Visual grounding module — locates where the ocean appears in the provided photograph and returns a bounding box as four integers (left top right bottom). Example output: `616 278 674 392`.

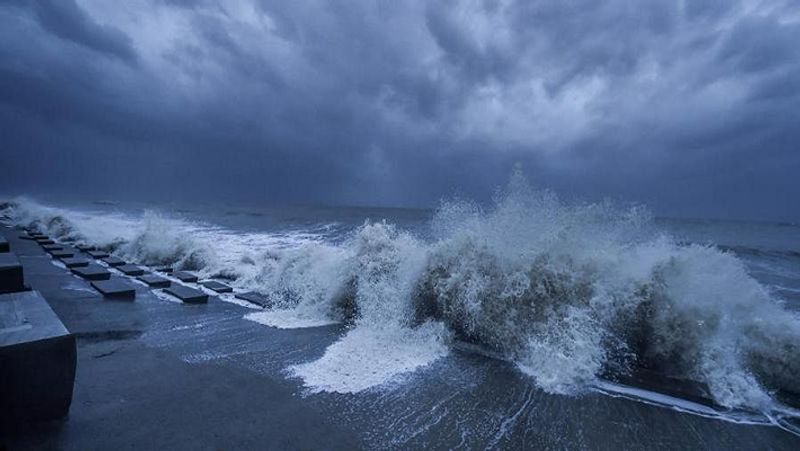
2 178 800 448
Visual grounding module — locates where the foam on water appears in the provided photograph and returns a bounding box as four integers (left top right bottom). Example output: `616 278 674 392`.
4 173 800 422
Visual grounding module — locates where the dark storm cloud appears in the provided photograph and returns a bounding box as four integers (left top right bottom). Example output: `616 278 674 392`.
0 0 798 220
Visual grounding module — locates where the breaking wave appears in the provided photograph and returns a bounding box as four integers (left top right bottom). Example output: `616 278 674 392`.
3 171 800 417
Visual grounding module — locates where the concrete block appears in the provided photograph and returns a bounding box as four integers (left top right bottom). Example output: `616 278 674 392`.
91 279 135 300
18 234 36 241
0 253 25 294
101 256 126 267
71 265 111 281
154 266 174 274
0 290 76 422
137 274 170 288
42 244 64 252
50 249 76 259
60 257 90 268
201 280 233 293
117 264 145 276
0 236 8 253
172 271 198 283
163 286 208 304
87 250 109 259
35 239 55 245
235 291 270 308
76 244 95 252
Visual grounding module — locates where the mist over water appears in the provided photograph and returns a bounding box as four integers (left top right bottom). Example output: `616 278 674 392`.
3 172 800 421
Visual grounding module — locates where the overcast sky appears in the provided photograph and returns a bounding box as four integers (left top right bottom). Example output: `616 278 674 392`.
1 0 798 221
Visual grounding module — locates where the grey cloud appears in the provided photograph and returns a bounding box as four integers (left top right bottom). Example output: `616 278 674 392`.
30 0 138 63
0 0 798 221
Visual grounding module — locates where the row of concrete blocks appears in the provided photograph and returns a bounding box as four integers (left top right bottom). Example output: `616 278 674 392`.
0 230 77 424
26 231 270 307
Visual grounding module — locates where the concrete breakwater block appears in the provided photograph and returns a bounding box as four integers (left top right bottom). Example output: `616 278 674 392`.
0 236 9 253
0 290 77 422
154 266 173 274
76 244 95 252
101 256 126 267
0 253 25 294
117 264 145 276
71 265 111 281
91 279 135 300
35 238 55 245
201 280 233 293
172 271 198 283
50 249 76 259
163 286 208 304
87 250 109 259
18 234 36 241
42 244 64 252
61 257 90 268
235 291 270 308
137 274 170 288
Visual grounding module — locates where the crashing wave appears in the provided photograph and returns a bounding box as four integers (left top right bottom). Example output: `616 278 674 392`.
3 173 800 413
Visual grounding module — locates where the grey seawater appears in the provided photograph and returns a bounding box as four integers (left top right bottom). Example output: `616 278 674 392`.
3 196 800 449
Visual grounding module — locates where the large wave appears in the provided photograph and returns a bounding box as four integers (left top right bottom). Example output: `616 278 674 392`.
3 173 799 414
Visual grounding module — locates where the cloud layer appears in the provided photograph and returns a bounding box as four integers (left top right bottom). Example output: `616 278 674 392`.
1 0 798 220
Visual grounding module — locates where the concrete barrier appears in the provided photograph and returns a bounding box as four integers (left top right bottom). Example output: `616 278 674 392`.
138 274 171 288
117 264 145 276
61 257 90 268
235 291 270 308
163 286 208 304
51 249 76 259
0 253 25 294
101 256 126 267
172 271 198 283
0 290 76 422
201 281 233 293
91 279 136 300
71 265 111 281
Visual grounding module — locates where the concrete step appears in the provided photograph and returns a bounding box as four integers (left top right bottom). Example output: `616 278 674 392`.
60 257 90 268
172 271 198 283
101 256 126 267
235 291 270 308
201 280 232 293
0 290 76 422
50 249 76 259
71 265 111 281
91 279 136 300
163 286 208 304
86 250 109 259
137 274 171 288
117 264 145 276
0 253 25 294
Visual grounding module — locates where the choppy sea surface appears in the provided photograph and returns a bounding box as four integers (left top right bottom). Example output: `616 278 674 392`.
3 176 800 446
